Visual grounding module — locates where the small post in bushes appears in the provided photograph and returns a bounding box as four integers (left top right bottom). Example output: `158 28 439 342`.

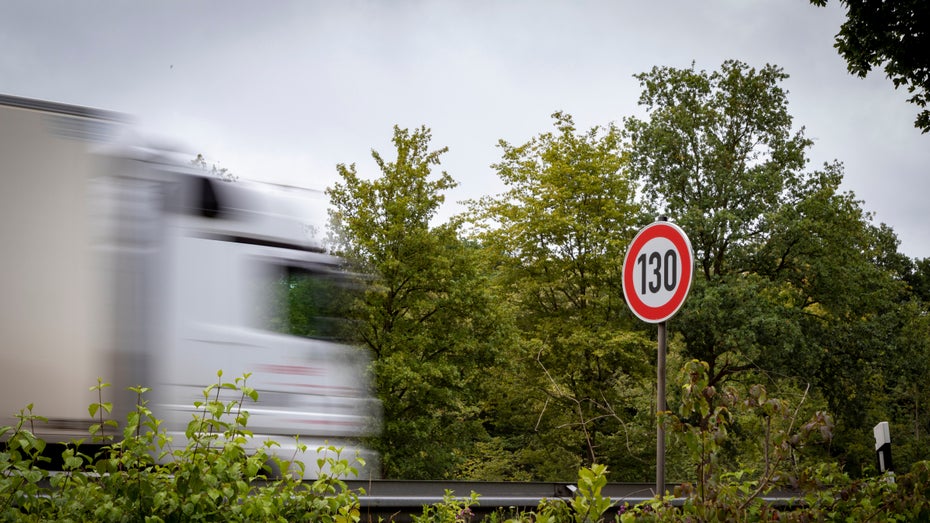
874 421 893 474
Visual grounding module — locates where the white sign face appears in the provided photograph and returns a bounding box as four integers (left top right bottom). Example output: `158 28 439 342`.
622 222 694 323
630 235 682 308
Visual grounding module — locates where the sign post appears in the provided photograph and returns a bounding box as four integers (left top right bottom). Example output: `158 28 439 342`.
622 219 693 495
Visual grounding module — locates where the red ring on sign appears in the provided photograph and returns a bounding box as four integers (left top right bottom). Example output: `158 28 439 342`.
622 222 693 323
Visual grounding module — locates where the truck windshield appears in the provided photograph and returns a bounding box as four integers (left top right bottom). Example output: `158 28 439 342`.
258 265 361 343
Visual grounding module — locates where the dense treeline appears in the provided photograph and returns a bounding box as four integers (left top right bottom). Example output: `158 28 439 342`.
325 60 930 483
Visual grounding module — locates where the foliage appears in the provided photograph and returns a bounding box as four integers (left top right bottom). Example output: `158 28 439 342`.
612 358 903 522
416 370 930 522
420 465 615 523
0 405 48 518
465 111 655 481
318 59 930 483
327 125 516 479
518 464 616 523
0 373 363 522
624 59 922 473
663 360 833 519
625 61 813 280
617 458 930 522
13 368 930 520
904 256 930 303
453 437 535 482
455 361 930 521
810 0 930 132
563 464 615 523
412 490 480 523
624 60 823 381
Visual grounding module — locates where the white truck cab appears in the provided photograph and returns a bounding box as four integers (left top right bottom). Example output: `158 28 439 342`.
0 94 380 478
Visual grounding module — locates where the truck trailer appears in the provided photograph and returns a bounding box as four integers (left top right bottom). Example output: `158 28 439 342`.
0 94 379 477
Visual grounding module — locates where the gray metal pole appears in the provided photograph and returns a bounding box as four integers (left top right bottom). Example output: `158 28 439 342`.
655 214 669 496
657 320 667 495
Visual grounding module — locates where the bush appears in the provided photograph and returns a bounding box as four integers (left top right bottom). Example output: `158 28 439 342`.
412 358 930 522
0 371 363 522
8 364 930 521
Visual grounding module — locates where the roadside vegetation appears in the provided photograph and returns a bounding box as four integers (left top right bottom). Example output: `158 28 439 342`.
1 373 362 522
6 370 930 521
8 3 930 516
328 58 930 485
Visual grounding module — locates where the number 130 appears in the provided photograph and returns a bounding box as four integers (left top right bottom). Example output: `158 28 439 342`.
637 250 678 295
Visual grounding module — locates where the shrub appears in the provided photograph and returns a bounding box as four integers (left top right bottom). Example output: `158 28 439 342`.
0 371 363 522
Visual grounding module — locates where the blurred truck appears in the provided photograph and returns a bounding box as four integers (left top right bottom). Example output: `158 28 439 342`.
0 94 379 477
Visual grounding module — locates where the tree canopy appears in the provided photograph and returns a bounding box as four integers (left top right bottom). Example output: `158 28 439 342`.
327 126 514 479
322 60 930 482
811 0 930 132
624 60 918 471
466 112 656 480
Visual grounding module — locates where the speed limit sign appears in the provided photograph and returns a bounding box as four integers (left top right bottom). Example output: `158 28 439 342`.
622 221 694 323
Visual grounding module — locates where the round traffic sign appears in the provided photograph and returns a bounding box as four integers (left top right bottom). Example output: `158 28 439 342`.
622 221 694 323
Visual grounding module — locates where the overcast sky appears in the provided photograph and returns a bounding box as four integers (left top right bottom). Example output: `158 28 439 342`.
2 1 928 258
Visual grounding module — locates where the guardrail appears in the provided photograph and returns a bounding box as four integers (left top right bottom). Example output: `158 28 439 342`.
343 480 800 522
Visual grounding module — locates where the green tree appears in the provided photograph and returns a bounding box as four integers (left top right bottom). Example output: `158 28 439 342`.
327 126 513 479
904 257 930 303
467 112 654 481
811 0 930 132
624 60 824 382
624 60 918 473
